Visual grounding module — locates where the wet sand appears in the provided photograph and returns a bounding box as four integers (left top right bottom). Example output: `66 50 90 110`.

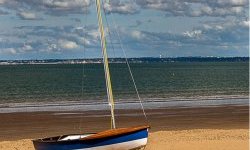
0 105 249 149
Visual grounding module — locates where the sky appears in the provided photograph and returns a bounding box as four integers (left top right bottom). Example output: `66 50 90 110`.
0 0 249 60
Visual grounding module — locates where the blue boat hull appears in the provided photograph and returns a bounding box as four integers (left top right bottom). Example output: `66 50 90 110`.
33 128 148 150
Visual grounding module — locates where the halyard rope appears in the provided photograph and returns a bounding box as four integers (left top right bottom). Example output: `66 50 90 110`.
106 5 149 123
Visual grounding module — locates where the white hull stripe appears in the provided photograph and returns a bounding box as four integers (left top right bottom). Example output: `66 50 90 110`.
75 138 148 150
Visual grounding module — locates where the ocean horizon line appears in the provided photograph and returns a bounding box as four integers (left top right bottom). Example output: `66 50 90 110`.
0 56 248 65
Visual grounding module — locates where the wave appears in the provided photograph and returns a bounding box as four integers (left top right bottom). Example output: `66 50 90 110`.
0 95 248 113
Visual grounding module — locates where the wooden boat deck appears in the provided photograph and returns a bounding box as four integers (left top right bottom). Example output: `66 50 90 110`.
81 125 150 141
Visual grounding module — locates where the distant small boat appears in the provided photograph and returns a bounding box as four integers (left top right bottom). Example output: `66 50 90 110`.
33 0 149 149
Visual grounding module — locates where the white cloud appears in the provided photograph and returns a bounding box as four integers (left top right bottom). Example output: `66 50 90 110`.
0 0 248 17
0 48 17 55
0 17 248 58
104 1 139 15
1 0 91 16
183 30 202 38
17 11 38 20
216 0 248 6
201 6 213 15
58 39 78 49
43 0 90 10
240 20 250 28
88 30 99 40
79 37 91 46
20 44 33 52
47 43 58 52
0 0 6 4
0 43 34 55
130 30 146 40
136 0 248 17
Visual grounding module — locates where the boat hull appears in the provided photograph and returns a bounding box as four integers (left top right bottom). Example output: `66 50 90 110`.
33 128 148 150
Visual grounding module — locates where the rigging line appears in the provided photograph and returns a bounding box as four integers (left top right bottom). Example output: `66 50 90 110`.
103 5 116 58
109 11 149 123
79 3 88 133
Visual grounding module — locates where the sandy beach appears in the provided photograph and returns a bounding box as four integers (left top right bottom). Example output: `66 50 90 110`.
0 105 249 150
0 129 248 150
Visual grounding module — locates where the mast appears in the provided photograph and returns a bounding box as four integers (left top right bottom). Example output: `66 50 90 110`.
95 0 116 129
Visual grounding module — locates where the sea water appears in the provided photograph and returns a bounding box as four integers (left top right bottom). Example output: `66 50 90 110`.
0 62 248 112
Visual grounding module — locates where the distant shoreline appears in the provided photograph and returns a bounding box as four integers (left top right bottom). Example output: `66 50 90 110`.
0 57 249 65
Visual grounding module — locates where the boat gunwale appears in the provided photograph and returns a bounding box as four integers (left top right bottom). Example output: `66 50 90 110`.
32 125 150 143
32 134 95 143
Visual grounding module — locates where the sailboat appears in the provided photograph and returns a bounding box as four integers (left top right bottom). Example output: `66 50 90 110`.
32 0 150 150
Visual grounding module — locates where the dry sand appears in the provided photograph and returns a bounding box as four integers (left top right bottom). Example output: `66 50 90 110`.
145 129 249 150
0 129 248 150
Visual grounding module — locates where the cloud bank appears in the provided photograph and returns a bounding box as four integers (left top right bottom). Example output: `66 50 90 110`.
0 0 248 59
